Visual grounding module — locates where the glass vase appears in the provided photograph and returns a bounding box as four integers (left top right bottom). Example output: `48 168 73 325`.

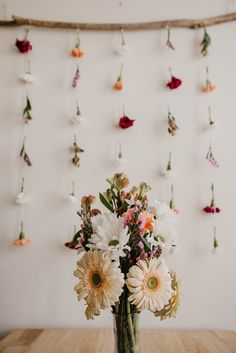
113 312 140 353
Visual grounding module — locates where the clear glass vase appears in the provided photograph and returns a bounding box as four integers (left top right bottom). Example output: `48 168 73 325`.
113 312 140 353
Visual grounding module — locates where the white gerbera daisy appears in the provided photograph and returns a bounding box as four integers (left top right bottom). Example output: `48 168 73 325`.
126 258 173 312
152 201 180 254
74 250 124 319
88 213 130 260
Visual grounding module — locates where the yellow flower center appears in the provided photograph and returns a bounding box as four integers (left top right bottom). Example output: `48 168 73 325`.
147 276 158 290
108 239 119 246
92 272 102 287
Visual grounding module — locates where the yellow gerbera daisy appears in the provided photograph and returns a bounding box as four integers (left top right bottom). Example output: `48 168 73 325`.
126 258 173 312
74 250 124 319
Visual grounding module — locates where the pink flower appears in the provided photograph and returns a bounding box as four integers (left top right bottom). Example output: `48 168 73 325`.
72 67 80 88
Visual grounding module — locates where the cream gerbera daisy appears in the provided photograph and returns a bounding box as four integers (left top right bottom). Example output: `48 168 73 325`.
74 250 124 319
126 258 173 312
88 213 130 260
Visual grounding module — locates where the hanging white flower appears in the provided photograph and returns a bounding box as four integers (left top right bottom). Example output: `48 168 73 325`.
116 29 129 56
71 102 85 124
88 213 130 260
208 120 220 130
74 250 124 319
15 191 31 205
19 72 36 84
160 169 173 178
152 201 180 254
68 193 79 203
114 143 126 166
126 258 173 312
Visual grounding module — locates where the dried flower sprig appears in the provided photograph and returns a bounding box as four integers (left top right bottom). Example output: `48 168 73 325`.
71 135 84 167
15 29 32 54
202 66 216 93
71 30 85 58
116 29 129 55
115 142 126 164
23 95 32 124
20 137 32 167
201 27 211 57
206 143 219 168
72 101 85 124
161 151 173 178
203 183 220 214
166 26 175 50
72 65 80 88
167 108 178 136
114 63 124 90
169 184 179 214
13 222 30 246
167 67 182 90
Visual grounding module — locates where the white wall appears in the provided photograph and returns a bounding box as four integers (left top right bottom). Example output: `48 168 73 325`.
0 0 236 337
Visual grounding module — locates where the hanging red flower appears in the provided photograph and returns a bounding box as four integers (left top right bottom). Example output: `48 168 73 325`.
167 76 182 89
118 116 135 129
203 183 221 214
15 30 32 53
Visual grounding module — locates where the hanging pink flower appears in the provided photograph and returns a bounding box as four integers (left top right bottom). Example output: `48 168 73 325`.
15 30 32 53
72 66 80 88
118 116 135 129
203 183 220 214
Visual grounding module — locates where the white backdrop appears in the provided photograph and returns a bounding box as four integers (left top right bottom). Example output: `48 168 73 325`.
0 0 236 338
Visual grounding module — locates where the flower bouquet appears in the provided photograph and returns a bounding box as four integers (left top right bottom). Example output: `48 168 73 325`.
73 173 180 353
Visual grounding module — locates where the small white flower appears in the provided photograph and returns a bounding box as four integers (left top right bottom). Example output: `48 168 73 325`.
71 114 85 125
116 43 129 56
160 169 173 178
19 73 36 84
212 246 223 255
15 192 31 205
114 156 127 166
68 193 79 204
88 213 130 260
208 121 220 130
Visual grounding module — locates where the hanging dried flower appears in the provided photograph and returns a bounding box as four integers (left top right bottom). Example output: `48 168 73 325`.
13 222 30 246
15 177 31 205
68 181 79 203
169 184 179 214
15 29 32 54
72 65 80 88
161 151 173 178
115 142 126 164
166 26 175 50
20 137 32 167
201 27 211 57
212 226 223 254
202 66 216 93
207 106 219 130
206 143 219 168
19 59 35 84
71 135 84 167
118 116 134 129
116 29 129 55
71 30 85 57
65 225 84 250
71 101 85 124
23 95 32 124
114 63 124 90
203 183 220 214
167 109 178 136
166 67 182 89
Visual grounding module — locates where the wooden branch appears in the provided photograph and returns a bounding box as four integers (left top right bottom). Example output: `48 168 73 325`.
0 12 235 30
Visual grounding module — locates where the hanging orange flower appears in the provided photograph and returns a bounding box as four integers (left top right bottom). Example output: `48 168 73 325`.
114 64 124 90
71 30 85 58
13 222 30 246
202 66 216 93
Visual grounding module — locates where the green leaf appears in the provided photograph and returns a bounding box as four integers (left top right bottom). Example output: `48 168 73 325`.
99 193 114 212
140 236 152 251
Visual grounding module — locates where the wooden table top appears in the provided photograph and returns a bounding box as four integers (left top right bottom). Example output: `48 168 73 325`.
0 329 236 353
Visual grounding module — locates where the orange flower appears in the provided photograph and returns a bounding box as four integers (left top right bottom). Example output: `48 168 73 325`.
138 211 154 235
114 80 123 90
71 48 85 58
81 194 95 207
202 83 216 93
14 238 30 246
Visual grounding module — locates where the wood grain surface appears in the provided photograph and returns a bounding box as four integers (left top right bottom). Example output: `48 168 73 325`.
0 329 236 353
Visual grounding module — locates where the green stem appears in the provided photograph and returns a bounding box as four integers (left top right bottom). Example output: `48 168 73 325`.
126 302 136 353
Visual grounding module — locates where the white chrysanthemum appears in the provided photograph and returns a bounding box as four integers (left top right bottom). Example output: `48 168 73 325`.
15 192 31 205
152 201 180 254
19 73 35 84
160 170 173 179
116 43 129 56
71 114 85 125
126 258 173 312
68 193 79 204
88 213 130 259
74 250 124 319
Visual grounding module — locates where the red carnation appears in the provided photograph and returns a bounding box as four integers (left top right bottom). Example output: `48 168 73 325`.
203 183 220 214
167 76 182 90
15 39 32 54
118 116 135 129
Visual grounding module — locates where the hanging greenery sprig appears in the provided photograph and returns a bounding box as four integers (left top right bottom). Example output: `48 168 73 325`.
161 151 173 178
201 27 211 56
23 95 32 124
167 108 178 136
166 25 175 50
71 135 84 167
20 136 32 166
169 184 179 214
